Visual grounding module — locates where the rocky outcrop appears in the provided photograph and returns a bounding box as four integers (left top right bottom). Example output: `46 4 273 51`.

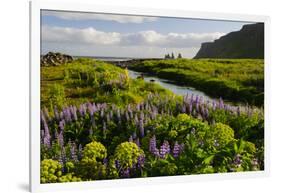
41 52 73 66
194 23 264 59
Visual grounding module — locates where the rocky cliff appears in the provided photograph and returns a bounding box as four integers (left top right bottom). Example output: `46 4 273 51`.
194 23 264 59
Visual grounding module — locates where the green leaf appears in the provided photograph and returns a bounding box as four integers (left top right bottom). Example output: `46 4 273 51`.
203 155 215 165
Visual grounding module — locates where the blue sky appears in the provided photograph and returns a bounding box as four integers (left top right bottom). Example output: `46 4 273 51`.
41 10 252 58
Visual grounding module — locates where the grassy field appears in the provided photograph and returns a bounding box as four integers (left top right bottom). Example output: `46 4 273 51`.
41 58 174 111
40 57 264 183
128 58 264 106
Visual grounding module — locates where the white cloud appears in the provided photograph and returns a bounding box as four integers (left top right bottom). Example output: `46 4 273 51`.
42 10 158 23
42 25 225 48
42 26 121 45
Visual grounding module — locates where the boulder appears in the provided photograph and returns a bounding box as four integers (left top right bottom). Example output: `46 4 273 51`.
41 52 73 66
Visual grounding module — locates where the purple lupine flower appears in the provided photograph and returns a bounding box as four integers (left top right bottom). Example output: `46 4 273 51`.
43 134 51 148
54 106 60 120
125 111 130 121
96 103 101 111
139 118 144 138
115 160 120 169
61 146 67 163
212 101 217 111
106 113 110 123
41 130 45 142
140 112 144 120
247 107 252 117
42 121 51 148
159 146 167 158
136 103 140 111
183 93 188 104
149 135 157 153
179 143 185 153
41 111 46 124
127 104 131 113
172 141 181 158
200 96 203 104
224 104 229 112
129 110 134 119
54 129 59 140
88 103 96 116
58 131 64 147
121 168 130 178
109 110 113 120
237 106 241 116
129 135 133 142
189 102 193 115
78 104 84 117
58 153 64 169
59 112 64 120
219 97 224 109
134 114 139 125
132 132 137 139
70 142 78 162
89 127 93 136
190 93 194 104
147 103 151 112
164 140 170 153
159 140 170 158
91 113 96 128
63 107 72 122
78 144 83 160
205 107 209 119
43 107 50 122
134 138 140 147
103 158 108 166
137 155 145 168
153 148 160 157
102 121 106 134
100 108 104 118
71 106 78 121
116 109 121 123
233 154 242 167
182 104 186 113
201 107 205 119
59 120 65 132
195 95 200 113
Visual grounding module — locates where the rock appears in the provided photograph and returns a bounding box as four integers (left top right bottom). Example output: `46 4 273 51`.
194 23 264 59
41 52 73 66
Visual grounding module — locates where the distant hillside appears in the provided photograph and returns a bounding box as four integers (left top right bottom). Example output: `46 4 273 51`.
194 23 264 59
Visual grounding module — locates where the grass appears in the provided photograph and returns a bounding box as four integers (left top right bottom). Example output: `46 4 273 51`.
129 58 264 106
41 58 175 111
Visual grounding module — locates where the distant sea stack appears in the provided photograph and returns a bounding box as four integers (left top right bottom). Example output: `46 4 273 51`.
194 23 264 59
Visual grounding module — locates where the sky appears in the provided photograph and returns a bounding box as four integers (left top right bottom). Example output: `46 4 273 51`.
41 10 252 58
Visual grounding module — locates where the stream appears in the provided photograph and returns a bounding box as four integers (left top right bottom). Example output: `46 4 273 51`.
128 69 214 101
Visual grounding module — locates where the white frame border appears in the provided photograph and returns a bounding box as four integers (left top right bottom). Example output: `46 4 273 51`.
30 1 271 192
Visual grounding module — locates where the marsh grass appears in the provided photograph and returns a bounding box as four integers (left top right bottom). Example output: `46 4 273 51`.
129 58 264 106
